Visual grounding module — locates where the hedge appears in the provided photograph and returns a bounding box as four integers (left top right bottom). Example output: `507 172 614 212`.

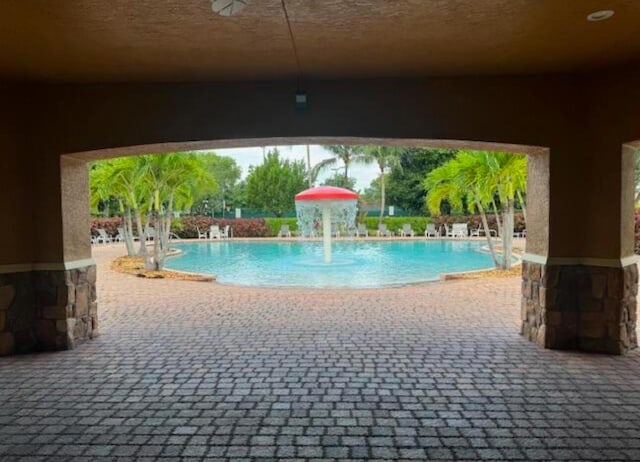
90 216 270 238
90 217 123 237
90 213 525 238
179 217 270 238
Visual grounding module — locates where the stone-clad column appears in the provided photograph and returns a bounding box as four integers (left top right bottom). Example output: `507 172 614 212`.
33 265 99 350
0 265 98 355
521 142 638 354
521 261 638 354
0 153 98 356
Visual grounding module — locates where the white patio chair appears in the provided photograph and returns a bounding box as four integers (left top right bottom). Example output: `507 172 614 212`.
221 225 230 239
400 223 415 237
356 223 368 237
376 224 393 237
452 223 468 238
424 223 438 238
277 225 292 238
144 226 156 241
197 227 208 239
96 228 113 244
210 225 222 239
116 226 138 242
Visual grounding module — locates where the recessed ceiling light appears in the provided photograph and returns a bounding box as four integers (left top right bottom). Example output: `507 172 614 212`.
211 0 249 17
587 10 615 22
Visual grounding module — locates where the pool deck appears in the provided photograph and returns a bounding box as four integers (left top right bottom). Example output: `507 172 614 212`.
1 243 639 461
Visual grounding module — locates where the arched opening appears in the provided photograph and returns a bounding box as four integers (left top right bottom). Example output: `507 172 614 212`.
54 137 551 350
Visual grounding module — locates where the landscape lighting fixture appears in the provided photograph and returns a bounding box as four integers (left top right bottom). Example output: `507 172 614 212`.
211 0 249 16
587 10 615 22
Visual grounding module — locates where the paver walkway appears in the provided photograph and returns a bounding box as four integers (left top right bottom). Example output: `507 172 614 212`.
1 244 640 461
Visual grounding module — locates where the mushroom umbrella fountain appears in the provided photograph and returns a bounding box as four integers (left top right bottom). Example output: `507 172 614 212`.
295 186 359 264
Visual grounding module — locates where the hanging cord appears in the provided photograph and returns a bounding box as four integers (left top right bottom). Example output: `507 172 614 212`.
281 0 303 89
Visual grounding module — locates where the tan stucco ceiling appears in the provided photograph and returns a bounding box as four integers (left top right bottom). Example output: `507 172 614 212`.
1 0 639 83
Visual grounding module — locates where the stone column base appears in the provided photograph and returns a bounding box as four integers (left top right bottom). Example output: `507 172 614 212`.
0 264 98 355
521 261 638 355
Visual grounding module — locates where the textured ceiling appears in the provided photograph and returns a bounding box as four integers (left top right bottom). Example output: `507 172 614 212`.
1 0 639 83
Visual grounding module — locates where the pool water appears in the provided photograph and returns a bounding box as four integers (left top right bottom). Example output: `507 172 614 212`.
166 240 499 288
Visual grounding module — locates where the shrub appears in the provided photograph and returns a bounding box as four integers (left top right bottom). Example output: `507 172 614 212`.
91 216 270 238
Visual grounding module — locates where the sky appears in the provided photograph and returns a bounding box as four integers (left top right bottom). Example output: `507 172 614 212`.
204 145 378 191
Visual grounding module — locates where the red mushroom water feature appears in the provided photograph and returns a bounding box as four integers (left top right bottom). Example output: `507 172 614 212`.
295 186 359 264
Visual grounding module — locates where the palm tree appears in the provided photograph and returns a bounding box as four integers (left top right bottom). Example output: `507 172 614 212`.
425 152 501 267
424 151 526 270
363 146 402 225
480 152 527 268
90 157 150 257
139 153 213 270
316 145 366 188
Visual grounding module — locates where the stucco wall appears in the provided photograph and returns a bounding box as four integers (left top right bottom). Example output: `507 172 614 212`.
0 86 33 266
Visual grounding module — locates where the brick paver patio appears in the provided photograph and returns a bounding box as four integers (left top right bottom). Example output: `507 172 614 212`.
1 244 640 461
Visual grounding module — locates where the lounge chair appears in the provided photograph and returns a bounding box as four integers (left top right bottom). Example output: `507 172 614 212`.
344 227 358 238
443 224 452 237
116 226 139 242
210 225 222 239
197 227 208 239
300 229 317 238
471 225 497 237
376 224 393 237
451 223 468 238
424 223 438 238
96 228 113 244
356 223 368 237
144 226 156 241
399 223 415 237
221 224 230 239
514 228 526 238
277 225 291 238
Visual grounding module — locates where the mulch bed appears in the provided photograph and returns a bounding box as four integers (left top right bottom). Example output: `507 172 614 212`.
443 263 522 280
111 256 214 282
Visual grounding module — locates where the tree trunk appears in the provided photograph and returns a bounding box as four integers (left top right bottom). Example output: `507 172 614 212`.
491 199 503 237
150 210 161 271
517 190 527 224
156 198 174 271
344 161 349 187
134 209 148 259
501 199 515 270
123 207 135 256
476 201 500 268
378 169 385 225
306 145 313 188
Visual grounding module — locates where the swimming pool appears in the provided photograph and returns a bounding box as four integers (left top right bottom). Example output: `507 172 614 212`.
166 240 500 288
